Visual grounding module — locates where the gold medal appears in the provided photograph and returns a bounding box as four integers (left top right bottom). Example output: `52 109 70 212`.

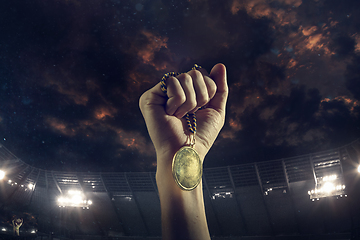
172 146 202 191
161 64 204 191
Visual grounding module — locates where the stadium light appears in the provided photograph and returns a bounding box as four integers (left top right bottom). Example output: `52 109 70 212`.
0 170 5 180
57 189 92 209
308 174 346 200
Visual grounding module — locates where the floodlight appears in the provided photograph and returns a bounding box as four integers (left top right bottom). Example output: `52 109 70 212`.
358 165 360 173
68 190 81 195
323 174 337 181
57 190 92 208
323 182 335 193
0 170 5 180
308 174 346 200
28 183 34 190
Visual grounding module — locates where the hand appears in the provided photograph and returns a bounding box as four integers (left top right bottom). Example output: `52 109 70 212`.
140 63 227 240
139 63 228 173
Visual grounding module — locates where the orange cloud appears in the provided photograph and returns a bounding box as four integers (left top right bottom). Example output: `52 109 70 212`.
231 0 301 26
301 26 317 36
122 71 154 103
45 114 155 157
229 118 243 131
112 127 155 156
218 118 241 141
40 70 90 106
254 16 350 99
352 33 360 54
305 34 324 51
45 117 76 137
320 96 360 114
94 105 118 120
220 130 237 140
233 0 339 75
285 24 334 57
130 30 172 71
287 58 298 69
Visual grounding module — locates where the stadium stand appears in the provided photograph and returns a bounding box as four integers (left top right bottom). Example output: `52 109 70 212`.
0 139 360 240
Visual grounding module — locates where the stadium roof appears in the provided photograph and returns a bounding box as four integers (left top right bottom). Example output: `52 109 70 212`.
1 140 360 239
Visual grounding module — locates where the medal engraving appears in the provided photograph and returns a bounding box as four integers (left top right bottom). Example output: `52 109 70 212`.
172 146 202 191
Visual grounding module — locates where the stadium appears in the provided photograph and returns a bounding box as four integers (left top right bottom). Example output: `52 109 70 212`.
1 139 360 240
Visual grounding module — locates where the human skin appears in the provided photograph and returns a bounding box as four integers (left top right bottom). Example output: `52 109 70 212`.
139 63 228 240
12 218 23 236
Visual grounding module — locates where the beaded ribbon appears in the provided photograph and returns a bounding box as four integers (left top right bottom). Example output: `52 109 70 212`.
160 64 202 135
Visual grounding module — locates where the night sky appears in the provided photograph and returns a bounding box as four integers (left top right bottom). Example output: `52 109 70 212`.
0 0 359 173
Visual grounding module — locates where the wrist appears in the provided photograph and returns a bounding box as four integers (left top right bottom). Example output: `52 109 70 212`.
155 149 205 191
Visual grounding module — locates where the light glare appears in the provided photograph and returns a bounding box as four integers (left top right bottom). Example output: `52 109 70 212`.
69 190 81 195
323 182 335 193
57 190 92 208
0 170 5 180
308 174 346 200
323 174 337 182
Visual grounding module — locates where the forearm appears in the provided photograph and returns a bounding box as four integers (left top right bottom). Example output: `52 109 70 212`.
156 159 211 240
141 63 227 239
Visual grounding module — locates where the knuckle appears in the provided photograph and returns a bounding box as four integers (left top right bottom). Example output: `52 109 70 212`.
178 73 192 85
166 76 177 87
197 95 209 106
178 94 187 105
187 100 197 110
182 98 197 111
173 92 186 105
189 69 203 79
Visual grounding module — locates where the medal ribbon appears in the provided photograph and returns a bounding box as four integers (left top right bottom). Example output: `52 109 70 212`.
160 64 202 137
161 64 204 191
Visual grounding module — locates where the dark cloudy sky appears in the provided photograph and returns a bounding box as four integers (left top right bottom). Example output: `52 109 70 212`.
0 0 359 172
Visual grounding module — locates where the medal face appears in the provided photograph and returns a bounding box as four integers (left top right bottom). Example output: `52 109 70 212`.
172 146 202 191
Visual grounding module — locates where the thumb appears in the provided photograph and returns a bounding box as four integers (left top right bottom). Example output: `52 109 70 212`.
208 63 228 113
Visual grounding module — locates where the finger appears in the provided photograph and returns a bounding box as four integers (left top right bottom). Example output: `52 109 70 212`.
195 68 217 100
165 76 186 116
139 82 167 114
173 73 197 118
187 69 208 112
207 63 228 113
